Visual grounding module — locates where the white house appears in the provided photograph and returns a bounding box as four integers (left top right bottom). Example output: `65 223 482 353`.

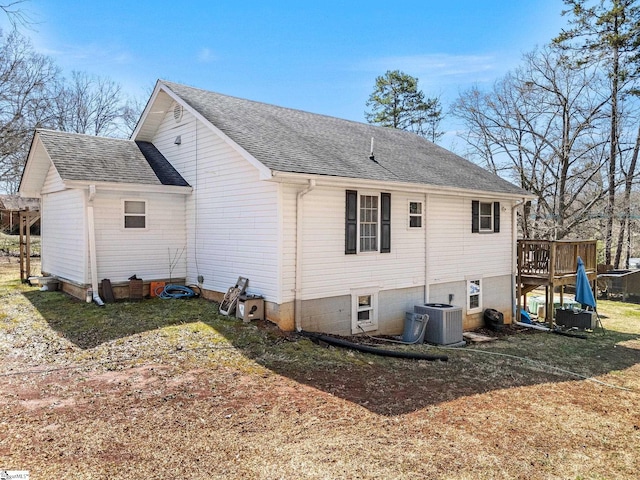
19 80 532 335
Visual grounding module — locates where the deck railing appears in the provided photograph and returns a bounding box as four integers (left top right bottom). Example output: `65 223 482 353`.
518 239 597 279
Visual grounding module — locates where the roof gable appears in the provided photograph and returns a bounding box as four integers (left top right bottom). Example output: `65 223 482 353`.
154 81 528 197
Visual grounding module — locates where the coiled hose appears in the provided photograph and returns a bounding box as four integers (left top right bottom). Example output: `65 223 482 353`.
157 284 201 299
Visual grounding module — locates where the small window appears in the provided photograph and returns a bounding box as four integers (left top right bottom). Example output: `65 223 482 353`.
351 289 379 333
409 201 423 228
472 200 500 233
124 200 146 229
479 202 493 231
357 295 373 322
467 279 482 313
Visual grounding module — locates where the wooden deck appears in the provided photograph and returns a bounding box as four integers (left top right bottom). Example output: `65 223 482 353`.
517 239 597 327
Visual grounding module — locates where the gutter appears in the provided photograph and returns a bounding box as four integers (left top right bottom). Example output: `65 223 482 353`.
294 179 316 332
66 180 192 195
87 185 105 306
270 171 535 202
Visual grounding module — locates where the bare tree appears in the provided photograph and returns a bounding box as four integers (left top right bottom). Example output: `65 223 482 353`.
554 0 640 265
453 46 611 240
53 71 132 138
1 1 33 30
614 121 640 267
0 30 143 193
0 29 59 193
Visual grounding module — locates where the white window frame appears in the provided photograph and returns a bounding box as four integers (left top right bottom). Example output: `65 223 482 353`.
123 199 147 230
408 200 423 228
479 202 493 232
358 192 380 253
351 287 379 334
467 278 482 314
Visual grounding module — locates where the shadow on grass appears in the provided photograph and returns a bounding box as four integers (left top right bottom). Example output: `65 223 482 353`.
23 290 640 416
22 290 220 349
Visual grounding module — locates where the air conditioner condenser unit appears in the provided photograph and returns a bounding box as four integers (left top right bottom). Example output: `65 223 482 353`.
414 303 464 345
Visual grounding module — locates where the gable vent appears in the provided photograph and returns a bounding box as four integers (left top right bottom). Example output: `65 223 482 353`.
173 103 183 123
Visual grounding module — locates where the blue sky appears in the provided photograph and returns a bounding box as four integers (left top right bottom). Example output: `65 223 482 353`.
6 1 568 150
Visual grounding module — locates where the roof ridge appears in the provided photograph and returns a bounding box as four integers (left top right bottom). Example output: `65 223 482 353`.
160 80 396 133
36 128 131 142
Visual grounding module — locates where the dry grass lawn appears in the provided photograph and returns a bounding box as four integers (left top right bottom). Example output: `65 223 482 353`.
1 253 639 479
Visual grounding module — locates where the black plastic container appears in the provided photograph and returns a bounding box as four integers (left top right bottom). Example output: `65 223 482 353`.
483 308 504 331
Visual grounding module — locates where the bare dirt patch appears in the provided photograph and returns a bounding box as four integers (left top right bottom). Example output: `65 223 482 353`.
1 256 640 479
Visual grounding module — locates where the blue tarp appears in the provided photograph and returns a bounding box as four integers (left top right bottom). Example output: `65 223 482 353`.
575 256 596 308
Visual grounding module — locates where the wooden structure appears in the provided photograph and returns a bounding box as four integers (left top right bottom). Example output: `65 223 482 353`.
0 194 39 233
19 209 40 282
517 239 597 327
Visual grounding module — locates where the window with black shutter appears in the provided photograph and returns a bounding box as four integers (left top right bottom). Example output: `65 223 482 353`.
345 190 391 254
472 200 500 233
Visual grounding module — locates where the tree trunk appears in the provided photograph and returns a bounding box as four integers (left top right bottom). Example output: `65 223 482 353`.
605 43 620 266
614 123 640 268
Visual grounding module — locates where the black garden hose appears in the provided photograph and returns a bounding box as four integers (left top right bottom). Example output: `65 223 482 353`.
300 331 448 362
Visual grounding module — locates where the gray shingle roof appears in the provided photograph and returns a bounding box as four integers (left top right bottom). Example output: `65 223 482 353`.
36 130 188 187
162 81 528 196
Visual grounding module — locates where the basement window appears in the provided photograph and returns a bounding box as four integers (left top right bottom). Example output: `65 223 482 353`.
351 288 379 334
467 278 482 314
123 200 146 229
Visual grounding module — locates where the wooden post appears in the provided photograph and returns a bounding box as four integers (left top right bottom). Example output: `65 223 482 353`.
19 211 26 282
18 209 39 282
516 241 522 322
547 242 557 329
25 212 31 281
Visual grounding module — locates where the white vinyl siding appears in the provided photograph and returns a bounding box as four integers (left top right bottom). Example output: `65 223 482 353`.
41 188 87 283
151 108 280 301
92 191 187 282
428 195 512 284
283 186 425 301
41 162 65 194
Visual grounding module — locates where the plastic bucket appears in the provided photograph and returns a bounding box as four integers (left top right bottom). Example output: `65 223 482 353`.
402 312 428 343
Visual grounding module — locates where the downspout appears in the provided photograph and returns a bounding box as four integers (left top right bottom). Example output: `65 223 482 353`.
87 185 105 306
294 179 316 332
511 198 526 322
424 192 430 303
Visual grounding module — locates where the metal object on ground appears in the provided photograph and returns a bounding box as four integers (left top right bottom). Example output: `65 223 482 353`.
236 294 264 323
220 277 249 316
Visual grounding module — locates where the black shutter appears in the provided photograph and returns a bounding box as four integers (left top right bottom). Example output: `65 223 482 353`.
472 200 479 233
345 190 357 254
381 192 391 253
493 202 500 233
